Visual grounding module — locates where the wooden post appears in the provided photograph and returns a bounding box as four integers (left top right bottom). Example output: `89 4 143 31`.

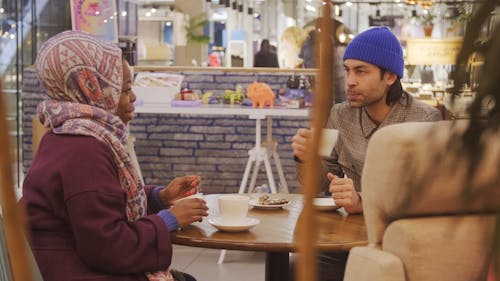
0 80 35 281
297 2 334 281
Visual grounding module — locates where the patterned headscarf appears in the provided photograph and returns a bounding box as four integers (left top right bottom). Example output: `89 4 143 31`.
35 30 172 281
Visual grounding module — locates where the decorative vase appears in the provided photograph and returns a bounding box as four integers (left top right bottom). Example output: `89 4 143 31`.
423 25 434 37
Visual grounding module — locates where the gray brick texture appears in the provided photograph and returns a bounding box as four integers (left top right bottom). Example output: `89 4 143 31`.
22 68 312 194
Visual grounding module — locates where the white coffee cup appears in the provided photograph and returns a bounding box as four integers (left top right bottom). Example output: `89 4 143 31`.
218 195 249 225
318 128 339 157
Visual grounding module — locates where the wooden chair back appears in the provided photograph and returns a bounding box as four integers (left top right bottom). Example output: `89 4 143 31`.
32 116 50 156
0 80 42 280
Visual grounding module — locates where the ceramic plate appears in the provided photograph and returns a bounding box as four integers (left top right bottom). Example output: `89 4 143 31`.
249 200 291 209
208 217 260 232
313 198 339 211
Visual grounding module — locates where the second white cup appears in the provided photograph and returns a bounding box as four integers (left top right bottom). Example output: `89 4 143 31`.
218 194 249 225
317 128 339 157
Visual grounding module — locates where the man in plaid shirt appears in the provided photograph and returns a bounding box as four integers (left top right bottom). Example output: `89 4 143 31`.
291 27 442 281
293 26 442 214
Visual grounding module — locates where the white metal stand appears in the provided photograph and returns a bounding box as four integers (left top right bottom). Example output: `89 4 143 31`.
217 249 227 264
238 116 288 194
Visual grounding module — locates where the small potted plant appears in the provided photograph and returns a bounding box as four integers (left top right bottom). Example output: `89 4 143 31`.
421 10 436 37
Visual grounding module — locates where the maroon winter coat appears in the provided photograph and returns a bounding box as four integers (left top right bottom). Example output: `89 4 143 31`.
22 132 172 281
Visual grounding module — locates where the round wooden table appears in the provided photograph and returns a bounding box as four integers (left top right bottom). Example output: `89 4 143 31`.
171 194 367 281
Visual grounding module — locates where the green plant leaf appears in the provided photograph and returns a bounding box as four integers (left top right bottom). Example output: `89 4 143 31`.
184 13 210 44
421 11 436 25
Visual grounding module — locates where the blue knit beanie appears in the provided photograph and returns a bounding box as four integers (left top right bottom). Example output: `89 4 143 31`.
343 26 404 78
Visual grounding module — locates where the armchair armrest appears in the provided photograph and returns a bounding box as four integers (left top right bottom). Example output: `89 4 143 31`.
344 246 405 281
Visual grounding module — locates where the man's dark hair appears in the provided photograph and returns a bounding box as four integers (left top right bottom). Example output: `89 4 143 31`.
380 68 408 105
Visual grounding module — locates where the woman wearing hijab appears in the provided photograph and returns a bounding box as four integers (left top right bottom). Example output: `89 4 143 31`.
22 30 208 281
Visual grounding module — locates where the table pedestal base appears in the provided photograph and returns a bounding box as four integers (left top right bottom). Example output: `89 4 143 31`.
266 252 290 281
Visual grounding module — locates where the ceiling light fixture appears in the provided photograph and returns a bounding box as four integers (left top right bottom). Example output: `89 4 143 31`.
305 4 316 12
406 0 434 9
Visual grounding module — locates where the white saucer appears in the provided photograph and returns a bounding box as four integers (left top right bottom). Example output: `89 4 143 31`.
313 197 339 211
208 217 260 232
249 200 290 209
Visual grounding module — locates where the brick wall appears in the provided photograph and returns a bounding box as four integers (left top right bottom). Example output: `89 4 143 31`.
22 67 312 193
130 113 308 193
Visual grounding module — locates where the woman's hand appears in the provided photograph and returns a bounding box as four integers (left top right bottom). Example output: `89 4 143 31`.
169 198 209 227
159 175 201 205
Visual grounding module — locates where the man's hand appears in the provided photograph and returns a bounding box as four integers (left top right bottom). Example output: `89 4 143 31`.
291 128 312 161
159 175 201 205
169 198 209 227
327 173 362 214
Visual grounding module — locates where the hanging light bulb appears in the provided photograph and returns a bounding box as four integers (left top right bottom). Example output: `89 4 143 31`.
407 0 434 9
420 0 433 9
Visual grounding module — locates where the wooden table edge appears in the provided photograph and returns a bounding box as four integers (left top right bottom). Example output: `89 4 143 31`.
171 235 368 253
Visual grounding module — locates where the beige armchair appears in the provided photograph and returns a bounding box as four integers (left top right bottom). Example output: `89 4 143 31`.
344 121 499 281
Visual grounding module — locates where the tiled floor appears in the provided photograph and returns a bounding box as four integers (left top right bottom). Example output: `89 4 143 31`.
170 245 266 281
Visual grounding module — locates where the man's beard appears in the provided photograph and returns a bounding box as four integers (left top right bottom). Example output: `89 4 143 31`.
348 94 385 108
